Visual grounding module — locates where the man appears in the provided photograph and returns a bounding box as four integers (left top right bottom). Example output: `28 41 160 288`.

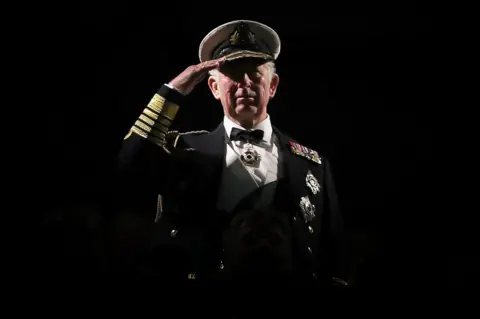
117 20 350 288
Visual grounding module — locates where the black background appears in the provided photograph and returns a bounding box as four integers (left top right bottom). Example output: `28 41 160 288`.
29 4 450 293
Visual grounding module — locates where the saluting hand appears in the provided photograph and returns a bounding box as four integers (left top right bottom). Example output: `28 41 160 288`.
168 57 226 95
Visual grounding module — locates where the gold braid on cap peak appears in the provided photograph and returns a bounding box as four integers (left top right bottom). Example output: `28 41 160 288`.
129 93 180 149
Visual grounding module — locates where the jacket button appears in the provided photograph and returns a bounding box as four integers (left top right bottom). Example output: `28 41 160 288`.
170 229 178 237
308 226 314 234
307 246 312 253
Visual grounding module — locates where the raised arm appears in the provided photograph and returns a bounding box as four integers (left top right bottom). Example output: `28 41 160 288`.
116 58 226 210
117 84 184 198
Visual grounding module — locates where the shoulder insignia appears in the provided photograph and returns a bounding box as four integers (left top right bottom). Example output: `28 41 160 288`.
289 141 322 164
175 130 210 150
176 129 210 137
162 129 210 154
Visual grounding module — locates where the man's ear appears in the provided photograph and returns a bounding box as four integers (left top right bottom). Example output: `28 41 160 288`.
207 75 221 100
269 73 279 98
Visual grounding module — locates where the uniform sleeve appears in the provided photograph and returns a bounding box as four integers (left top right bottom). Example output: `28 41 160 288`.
323 157 352 289
115 84 185 214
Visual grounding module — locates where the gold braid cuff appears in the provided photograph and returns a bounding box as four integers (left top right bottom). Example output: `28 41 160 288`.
129 93 180 147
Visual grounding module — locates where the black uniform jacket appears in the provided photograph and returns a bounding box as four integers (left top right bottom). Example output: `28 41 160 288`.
115 90 350 288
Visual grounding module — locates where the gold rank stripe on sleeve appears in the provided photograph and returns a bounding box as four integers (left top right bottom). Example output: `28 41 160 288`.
131 93 180 147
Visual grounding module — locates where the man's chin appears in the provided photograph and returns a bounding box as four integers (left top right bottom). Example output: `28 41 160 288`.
235 104 258 115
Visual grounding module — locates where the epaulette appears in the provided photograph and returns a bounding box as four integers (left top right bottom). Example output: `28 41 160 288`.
288 140 322 164
162 130 210 154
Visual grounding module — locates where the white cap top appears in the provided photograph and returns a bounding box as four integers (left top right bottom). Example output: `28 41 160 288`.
198 20 281 62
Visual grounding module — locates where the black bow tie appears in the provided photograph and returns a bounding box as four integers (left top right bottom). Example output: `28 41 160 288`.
230 127 264 143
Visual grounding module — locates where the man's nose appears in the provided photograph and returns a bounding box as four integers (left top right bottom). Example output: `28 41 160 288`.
237 73 253 87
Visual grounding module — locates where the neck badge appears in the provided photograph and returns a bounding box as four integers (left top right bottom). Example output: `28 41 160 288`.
305 170 321 195
241 142 261 166
289 141 322 164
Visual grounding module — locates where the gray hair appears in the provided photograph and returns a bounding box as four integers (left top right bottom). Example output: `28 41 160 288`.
209 61 276 82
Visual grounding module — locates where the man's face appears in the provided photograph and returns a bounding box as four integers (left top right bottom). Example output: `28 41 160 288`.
208 58 279 126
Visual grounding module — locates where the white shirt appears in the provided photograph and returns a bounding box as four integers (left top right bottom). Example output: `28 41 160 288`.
216 115 283 213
